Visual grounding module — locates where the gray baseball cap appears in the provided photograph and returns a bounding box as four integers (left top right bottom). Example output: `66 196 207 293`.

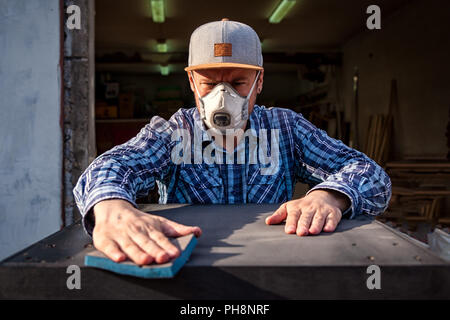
185 18 263 72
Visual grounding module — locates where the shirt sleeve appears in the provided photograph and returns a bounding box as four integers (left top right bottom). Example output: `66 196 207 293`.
73 115 175 234
293 113 392 219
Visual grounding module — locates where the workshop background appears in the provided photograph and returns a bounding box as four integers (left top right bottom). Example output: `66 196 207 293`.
0 0 449 261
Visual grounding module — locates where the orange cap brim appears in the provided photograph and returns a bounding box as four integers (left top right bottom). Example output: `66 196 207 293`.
185 62 263 72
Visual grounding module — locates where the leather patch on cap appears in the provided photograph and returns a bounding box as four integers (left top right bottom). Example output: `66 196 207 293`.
214 43 232 57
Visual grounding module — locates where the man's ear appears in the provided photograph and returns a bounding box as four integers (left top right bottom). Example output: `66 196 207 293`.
187 71 196 92
257 69 264 94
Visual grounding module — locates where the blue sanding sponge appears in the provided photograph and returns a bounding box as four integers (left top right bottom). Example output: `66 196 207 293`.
84 234 197 278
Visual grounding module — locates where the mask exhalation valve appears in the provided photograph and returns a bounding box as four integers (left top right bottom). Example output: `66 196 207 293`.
213 112 231 127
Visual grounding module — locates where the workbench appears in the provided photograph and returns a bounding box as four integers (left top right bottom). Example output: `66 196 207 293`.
1 204 449 299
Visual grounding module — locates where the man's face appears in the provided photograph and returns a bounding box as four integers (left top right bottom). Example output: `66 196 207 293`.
188 67 264 117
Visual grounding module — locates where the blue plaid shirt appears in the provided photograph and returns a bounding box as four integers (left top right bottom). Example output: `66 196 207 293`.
74 105 392 234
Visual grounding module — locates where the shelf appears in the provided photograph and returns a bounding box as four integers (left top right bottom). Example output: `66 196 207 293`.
95 118 150 124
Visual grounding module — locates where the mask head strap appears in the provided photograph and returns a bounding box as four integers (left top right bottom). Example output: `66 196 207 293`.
190 71 206 119
242 70 261 121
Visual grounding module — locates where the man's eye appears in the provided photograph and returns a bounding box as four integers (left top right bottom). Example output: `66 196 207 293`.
233 82 245 86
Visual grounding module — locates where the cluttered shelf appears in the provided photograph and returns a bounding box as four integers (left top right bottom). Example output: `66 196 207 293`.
94 71 189 154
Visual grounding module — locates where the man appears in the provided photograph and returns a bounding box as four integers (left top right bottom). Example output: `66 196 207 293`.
74 19 391 266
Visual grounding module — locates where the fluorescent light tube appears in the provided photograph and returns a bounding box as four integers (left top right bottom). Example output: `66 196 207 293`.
151 0 165 23
156 40 168 53
160 65 170 76
269 0 296 24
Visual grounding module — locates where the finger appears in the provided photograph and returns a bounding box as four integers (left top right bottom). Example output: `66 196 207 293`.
323 210 342 232
161 218 202 238
285 204 301 234
129 228 171 264
266 203 287 225
117 236 153 265
148 229 181 261
94 237 126 262
308 210 328 235
296 207 316 236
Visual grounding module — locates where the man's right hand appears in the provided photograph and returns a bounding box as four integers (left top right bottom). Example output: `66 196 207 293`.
92 199 202 265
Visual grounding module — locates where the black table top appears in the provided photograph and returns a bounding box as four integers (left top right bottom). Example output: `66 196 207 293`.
1 204 449 299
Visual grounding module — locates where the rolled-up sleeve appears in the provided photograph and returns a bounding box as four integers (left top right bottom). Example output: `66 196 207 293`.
293 113 392 219
73 116 174 234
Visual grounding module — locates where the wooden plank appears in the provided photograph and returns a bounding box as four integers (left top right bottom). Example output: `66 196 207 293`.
386 161 450 169
392 187 450 196
374 115 385 164
365 115 374 157
438 217 450 224
380 114 393 165
368 114 378 158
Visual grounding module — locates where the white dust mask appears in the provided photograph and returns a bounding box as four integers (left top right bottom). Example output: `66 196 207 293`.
191 71 260 132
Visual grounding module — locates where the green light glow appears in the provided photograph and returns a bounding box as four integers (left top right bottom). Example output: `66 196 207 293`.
156 41 168 53
269 0 296 24
151 0 165 23
160 65 170 76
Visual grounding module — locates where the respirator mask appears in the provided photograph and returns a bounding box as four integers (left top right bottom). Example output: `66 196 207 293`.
191 71 261 133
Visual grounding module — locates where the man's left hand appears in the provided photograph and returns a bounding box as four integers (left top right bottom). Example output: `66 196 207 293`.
265 189 351 236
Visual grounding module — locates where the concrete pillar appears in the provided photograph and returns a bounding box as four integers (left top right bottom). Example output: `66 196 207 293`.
63 0 96 225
